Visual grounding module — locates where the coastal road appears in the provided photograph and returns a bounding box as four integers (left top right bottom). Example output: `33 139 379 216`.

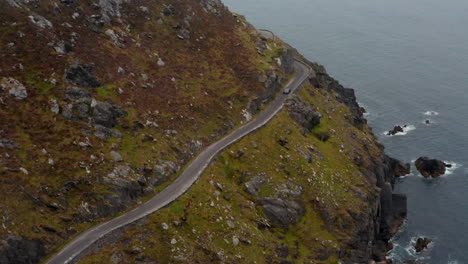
46 60 311 264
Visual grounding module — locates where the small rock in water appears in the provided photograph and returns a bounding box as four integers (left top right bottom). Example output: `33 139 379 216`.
415 237 432 252
387 125 405 136
415 157 447 177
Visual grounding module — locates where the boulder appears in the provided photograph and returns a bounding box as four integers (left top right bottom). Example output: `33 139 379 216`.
1 77 28 100
415 237 432 252
92 101 127 128
94 124 123 139
387 125 405 136
285 95 321 131
258 197 305 227
0 139 19 149
65 63 101 88
415 157 447 177
0 236 45 264
244 174 267 196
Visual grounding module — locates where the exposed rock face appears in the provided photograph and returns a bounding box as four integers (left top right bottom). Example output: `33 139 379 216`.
285 95 321 131
0 236 45 264
92 101 127 128
389 158 411 177
244 174 267 196
62 88 127 128
258 197 305 227
307 61 367 129
415 157 447 177
415 237 432 252
65 64 101 88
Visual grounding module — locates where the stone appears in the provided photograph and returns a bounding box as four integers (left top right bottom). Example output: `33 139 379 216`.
1 77 27 100
170 238 177 245
92 101 127 128
65 63 101 88
0 236 45 264
161 222 169 230
232 236 239 246
244 174 266 196
285 95 321 131
387 125 405 136
94 124 123 139
0 139 19 149
415 237 432 252
257 197 305 227
110 151 123 162
50 99 60 114
415 157 447 177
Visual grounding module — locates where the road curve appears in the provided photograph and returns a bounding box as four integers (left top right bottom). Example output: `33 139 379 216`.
46 60 311 264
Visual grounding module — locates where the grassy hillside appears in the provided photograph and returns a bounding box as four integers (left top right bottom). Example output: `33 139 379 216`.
80 83 387 264
0 0 294 262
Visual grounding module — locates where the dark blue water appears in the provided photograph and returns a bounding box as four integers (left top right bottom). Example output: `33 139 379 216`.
224 0 468 263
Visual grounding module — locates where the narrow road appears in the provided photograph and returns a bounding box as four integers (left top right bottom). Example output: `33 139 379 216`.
46 60 311 264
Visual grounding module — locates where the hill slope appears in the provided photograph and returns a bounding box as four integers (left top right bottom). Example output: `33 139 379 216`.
0 0 408 263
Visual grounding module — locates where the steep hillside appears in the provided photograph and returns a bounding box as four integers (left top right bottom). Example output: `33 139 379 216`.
0 0 408 264
0 0 294 262
79 59 409 264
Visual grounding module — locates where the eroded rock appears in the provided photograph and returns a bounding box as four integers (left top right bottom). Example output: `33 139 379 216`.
415 157 447 177
258 197 305 227
285 95 321 131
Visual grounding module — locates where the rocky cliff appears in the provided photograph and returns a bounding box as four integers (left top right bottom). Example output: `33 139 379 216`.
0 0 407 263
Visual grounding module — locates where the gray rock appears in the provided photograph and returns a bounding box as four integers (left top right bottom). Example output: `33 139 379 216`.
65 63 101 88
0 236 45 264
258 197 305 227
0 139 19 149
94 124 122 139
92 101 127 128
149 160 180 186
244 174 267 196
110 151 123 162
285 95 321 131
50 99 60 114
1 77 27 100
28 14 53 29
65 88 92 102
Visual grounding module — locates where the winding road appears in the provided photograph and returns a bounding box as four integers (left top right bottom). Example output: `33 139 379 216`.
46 60 311 264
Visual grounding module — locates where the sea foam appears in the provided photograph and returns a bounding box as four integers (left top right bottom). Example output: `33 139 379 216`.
424 110 439 116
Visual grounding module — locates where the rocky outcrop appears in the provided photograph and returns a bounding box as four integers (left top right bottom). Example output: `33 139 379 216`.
415 157 447 177
415 237 432 252
285 95 321 131
62 88 127 128
258 197 305 227
307 61 367 129
244 173 267 196
65 64 101 88
387 125 405 136
388 158 411 177
0 236 45 264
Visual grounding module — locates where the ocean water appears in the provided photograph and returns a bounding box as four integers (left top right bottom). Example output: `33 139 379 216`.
224 0 468 263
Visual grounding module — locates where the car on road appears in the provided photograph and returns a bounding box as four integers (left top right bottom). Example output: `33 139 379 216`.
283 88 291 94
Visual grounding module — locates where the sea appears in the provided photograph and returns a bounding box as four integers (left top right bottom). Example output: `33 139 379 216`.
224 0 468 263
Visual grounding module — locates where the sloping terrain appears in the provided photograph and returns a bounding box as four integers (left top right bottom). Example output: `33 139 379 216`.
0 0 294 262
0 1 408 264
